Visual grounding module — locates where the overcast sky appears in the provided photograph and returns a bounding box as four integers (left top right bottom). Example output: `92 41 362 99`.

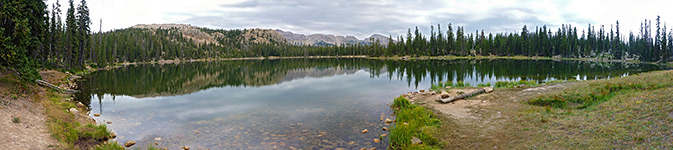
48 0 673 39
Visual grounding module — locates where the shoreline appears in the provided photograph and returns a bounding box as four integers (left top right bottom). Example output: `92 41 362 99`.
91 55 669 73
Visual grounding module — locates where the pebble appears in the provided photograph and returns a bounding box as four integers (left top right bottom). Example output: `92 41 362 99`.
93 113 100 117
182 146 190 150
76 102 85 107
373 139 380 143
380 134 387 137
384 118 393 124
106 121 112 124
124 141 136 147
382 127 388 131
69 108 79 115
361 129 368 134
411 136 422 144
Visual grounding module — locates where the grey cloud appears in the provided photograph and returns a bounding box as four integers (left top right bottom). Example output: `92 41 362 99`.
182 0 573 39
221 1 259 8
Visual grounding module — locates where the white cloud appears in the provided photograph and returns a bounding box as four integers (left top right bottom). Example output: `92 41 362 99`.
46 0 673 38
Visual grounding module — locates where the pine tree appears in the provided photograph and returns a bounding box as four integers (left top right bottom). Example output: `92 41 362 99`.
65 0 78 69
50 1 63 66
77 0 91 67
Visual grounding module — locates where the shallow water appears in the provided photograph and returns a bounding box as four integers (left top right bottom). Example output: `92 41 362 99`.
76 59 665 149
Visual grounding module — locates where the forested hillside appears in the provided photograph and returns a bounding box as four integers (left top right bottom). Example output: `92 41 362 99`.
89 24 289 65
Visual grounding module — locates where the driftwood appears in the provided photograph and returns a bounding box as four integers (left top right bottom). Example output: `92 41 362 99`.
439 87 492 103
36 79 78 93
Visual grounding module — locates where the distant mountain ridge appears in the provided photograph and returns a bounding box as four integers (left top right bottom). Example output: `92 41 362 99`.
275 29 393 46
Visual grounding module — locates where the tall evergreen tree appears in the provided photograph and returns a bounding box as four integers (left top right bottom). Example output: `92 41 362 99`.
65 0 78 69
77 0 91 67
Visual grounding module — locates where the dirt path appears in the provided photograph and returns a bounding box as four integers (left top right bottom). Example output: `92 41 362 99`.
0 70 67 149
405 83 573 149
0 94 58 150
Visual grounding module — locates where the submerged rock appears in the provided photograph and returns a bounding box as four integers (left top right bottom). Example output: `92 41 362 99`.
373 139 380 143
420 90 425 92
93 113 100 117
382 127 388 131
384 118 393 124
380 134 387 137
182 146 191 150
361 129 368 134
124 141 136 147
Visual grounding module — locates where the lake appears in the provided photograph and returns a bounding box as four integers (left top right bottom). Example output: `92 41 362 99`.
75 58 665 149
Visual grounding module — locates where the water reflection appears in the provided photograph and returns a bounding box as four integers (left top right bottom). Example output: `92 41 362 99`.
75 58 665 149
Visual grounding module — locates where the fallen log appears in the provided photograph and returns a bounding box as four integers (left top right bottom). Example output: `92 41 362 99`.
36 79 78 93
439 87 493 103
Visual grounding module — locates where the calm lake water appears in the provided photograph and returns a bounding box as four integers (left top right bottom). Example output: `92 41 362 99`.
75 58 665 149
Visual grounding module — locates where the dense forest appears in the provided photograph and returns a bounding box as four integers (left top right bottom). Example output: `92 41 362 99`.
2 0 673 82
1 0 90 81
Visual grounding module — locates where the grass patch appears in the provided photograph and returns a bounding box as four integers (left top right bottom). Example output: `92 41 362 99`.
529 71 673 109
42 85 112 149
389 96 443 149
495 80 538 88
430 81 473 91
94 141 125 150
476 82 492 87
544 80 569 84
520 70 673 149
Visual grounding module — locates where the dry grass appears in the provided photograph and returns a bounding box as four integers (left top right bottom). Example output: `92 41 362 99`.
518 70 673 149
410 70 673 149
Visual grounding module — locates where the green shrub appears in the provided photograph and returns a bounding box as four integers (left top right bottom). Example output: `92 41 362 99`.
390 96 443 149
